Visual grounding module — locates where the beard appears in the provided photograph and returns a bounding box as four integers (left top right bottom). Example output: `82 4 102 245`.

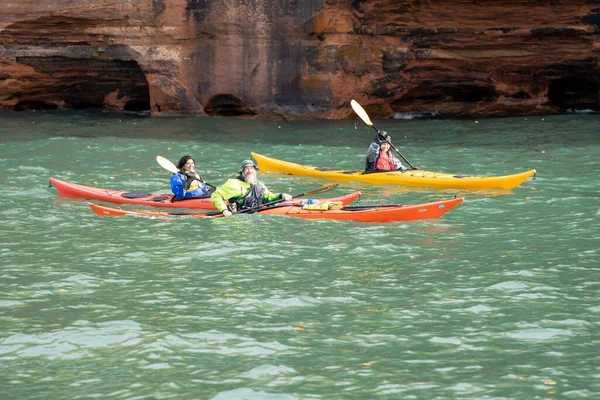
243 170 258 185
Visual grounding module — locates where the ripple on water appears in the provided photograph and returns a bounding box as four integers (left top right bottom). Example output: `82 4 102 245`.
458 304 496 313
1 320 143 360
488 281 530 291
240 364 296 379
210 388 299 400
506 328 573 341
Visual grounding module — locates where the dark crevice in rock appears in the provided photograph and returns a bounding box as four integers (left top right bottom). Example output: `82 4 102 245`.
401 83 499 103
548 77 600 110
511 91 532 99
13 100 58 111
582 9 600 26
13 56 150 112
204 94 256 117
185 0 211 24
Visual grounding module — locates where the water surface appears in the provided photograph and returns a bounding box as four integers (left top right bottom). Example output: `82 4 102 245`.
1 110 599 399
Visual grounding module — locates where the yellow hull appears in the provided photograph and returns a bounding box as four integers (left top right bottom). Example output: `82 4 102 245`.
251 153 536 190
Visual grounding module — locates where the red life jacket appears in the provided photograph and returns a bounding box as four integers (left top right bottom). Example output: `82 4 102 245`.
375 151 395 171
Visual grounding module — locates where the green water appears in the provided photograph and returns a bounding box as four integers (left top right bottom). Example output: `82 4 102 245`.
1 110 598 399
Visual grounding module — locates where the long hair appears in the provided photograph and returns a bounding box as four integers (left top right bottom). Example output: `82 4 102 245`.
176 155 194 170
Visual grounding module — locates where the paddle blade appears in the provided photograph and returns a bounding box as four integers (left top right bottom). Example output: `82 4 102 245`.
156 156 179 174
351 99 373 127
301 183 339 197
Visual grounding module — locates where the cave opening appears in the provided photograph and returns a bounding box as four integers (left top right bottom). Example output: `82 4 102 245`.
204 94 256 117
448 85 498 103
511 91 532 99
13 100 58 111
547 77 599 110
13 56 150 113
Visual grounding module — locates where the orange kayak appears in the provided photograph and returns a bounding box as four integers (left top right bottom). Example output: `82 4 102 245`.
50 177 360 210
49 177 215 209
89 197 464 223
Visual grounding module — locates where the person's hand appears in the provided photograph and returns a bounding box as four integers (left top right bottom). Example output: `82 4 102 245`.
281 193 293 201
222 210 232 217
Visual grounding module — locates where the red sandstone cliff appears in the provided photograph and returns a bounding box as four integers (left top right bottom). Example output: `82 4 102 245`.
1 0 599 118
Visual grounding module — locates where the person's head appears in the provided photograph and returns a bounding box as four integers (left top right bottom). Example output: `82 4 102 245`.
380 136 391 152
239 159 259 184
176 155 196 172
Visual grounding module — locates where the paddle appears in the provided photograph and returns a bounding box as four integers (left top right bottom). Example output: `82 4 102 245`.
156 156 216 189
156 155 179 174
350 99 417 170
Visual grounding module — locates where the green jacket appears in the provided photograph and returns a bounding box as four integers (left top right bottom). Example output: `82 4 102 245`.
210 177 281 212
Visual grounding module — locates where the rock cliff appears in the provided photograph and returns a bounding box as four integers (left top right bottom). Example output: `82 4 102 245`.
1 0 599 118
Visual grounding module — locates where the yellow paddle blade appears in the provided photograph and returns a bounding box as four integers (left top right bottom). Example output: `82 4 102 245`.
156 156 179 174
351 99 373 127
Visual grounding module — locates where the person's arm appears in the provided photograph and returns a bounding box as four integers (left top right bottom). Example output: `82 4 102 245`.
259 183 292 202
186 187 209 197
366 140 381 163
393 157 408 172
210 179 241 213
199 182 211 195
261 183 279 202
170 173 186 198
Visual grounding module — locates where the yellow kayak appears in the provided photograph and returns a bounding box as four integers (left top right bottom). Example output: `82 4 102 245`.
251 153 536 190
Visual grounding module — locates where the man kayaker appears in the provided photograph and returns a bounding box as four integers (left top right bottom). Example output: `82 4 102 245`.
211 159 293 217
170 155 212 198
365 131 408 172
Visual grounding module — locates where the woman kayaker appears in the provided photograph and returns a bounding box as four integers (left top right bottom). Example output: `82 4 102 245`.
365 131 408 172
211 159 292 216
170 155 212 198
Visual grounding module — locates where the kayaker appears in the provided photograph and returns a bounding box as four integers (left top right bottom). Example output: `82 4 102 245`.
170 155 212 198
211 159 293 216
365 131 408 172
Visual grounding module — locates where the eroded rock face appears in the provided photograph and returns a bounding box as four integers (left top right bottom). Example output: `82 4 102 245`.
1 0 599 118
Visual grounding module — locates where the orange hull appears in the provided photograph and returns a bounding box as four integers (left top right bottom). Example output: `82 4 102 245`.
50 177 214 209
89 197 464 223
51 178 360 210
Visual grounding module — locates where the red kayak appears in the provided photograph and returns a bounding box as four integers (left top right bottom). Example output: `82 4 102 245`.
50 178 361 209
89 197 464 223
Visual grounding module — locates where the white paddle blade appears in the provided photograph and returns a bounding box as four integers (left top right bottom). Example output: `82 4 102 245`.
351 99 373 127
156 156 179 174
